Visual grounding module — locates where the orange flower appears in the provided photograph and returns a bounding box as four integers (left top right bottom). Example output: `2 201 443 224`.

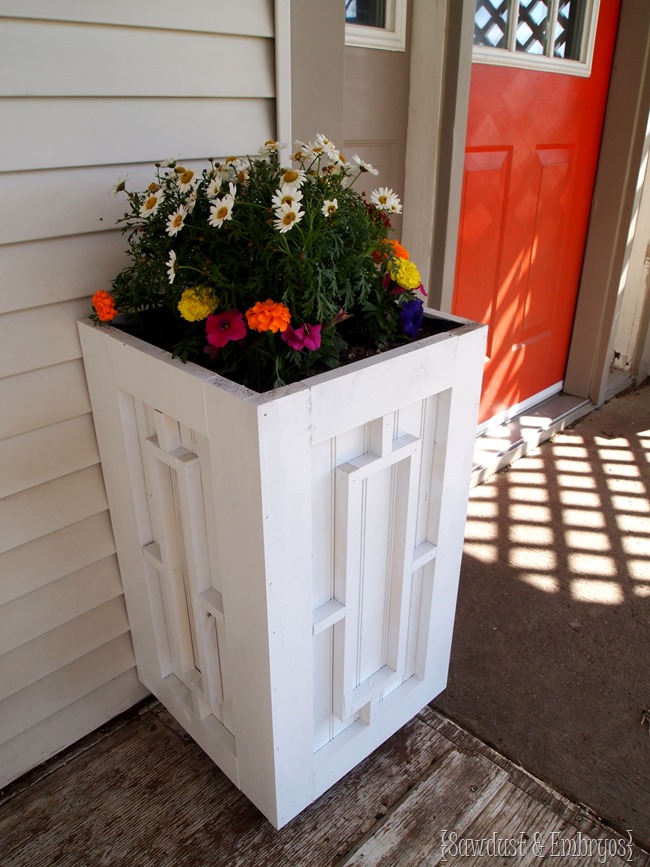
372 238 409 263
245 299 291 333
92 290 117 322
391 240 409 260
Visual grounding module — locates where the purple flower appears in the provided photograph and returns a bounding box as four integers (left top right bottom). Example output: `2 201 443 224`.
399 298 424 338
281 322 322 351
205 309 247 349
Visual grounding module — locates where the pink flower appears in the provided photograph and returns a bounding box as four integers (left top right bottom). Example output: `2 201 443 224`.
281 322 322 352
205 309 247 349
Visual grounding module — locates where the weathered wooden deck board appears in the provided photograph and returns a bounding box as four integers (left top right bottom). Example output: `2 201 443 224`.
340 750 508 865
442 780 635 867
0 702 648 867
0 704 453 867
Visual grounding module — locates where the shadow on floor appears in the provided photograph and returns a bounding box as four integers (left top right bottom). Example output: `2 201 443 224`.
435 382 650 849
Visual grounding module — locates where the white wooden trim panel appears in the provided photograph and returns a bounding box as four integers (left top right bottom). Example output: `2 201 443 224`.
0 464 108 554
306 327 461 442
0 414 99 498
0 361 91 440
0 98 276 174
0 512 115 607
0 555 123 655
0 22 275 98
0 632 136 746
273 0 292 150
0 669 149 790
0 597 130 702
0 0 275 37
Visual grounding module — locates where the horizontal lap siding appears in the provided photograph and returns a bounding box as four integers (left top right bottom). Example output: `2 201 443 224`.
0 1 277 788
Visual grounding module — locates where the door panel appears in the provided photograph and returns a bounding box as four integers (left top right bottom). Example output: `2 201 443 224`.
454 0 621 425
455 148 511 361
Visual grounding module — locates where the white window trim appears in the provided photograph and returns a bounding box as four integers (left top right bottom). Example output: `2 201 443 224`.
345 0 407 52
473 0 600 78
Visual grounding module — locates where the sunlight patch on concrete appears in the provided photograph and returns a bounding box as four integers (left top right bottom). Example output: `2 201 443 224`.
520 573 560 593
570 578 624 605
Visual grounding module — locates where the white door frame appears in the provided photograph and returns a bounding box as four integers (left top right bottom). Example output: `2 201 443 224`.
404 0 650 411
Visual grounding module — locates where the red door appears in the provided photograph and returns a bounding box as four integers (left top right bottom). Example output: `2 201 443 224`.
453 0 621 425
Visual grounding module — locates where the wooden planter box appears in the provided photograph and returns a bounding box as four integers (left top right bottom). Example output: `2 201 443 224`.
78 313 486 828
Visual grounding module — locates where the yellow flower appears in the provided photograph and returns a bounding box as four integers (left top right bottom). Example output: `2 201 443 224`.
177 288 218 322
390 259 422 291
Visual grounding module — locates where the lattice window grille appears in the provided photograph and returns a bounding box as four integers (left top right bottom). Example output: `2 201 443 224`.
474 0 510 49
516 0 549 55
474 0 594 65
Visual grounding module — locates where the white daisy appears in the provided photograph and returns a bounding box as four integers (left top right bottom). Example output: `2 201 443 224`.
370 187 402 213
258 140 284 157
165 205 188 237
271 184 303 211
321 199 338 217
139 187 165 218
315 134 339 160
294 140 324 161
208 193 234 228
160 156 178 167
214 161 236 183
166 250 177 284
185 190 198 214
353 155 379 175
273 201 304 233
176 168 198 194
206 177 222 198
109 174 129 198
279 166 307 189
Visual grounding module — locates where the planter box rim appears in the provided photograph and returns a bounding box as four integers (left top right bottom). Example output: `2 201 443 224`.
78 309 485 405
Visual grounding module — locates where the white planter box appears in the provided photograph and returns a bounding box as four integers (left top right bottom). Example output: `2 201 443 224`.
78 313 486 828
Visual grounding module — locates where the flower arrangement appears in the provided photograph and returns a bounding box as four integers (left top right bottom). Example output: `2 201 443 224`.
92 134 427 392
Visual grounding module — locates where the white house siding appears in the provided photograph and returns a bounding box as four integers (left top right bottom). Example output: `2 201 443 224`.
0 0 279 788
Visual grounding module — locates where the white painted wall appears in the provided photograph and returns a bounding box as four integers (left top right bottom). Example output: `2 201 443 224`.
0 0 278 788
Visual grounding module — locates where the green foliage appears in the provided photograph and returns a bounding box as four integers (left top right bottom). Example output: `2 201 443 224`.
94 136 425 391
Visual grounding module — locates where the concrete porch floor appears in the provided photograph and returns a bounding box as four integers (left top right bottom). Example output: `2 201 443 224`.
1 384 649 865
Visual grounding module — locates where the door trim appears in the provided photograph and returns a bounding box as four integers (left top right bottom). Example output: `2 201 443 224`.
405 0 650 422
564 0 650 406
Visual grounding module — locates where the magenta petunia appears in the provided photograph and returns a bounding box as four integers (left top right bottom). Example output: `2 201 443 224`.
281 322 322 352
205 309 247 349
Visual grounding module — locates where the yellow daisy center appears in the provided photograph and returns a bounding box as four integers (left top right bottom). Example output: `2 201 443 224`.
173 214 183 228
282 211 296 226
216 206 229 220
144 196 157 211
179 170 194 185
283 169 299 183
379 195 388 205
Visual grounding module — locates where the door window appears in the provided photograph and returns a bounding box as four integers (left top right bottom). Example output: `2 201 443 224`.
345 0 407 51
473 0 599 75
